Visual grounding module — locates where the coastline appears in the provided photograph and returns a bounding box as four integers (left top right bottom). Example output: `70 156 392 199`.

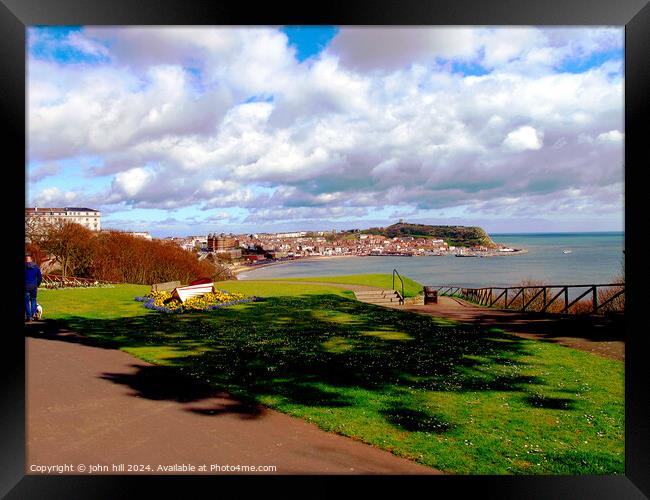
231 254 354 278
230 250 528 278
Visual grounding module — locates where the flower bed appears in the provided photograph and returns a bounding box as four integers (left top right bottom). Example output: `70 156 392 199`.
135 289 264 313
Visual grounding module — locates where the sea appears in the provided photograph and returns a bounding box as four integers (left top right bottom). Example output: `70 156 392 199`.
239 232 625 289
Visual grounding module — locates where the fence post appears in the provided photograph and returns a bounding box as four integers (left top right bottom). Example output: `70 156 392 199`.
543 288 547 311
592 286 597 314
564 287 569 314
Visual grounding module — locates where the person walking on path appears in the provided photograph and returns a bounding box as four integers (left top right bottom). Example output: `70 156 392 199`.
25 254 42 322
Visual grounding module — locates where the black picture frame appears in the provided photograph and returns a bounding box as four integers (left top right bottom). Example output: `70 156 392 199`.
2 1 648 497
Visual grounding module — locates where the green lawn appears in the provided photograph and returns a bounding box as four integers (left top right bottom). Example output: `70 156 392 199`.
262 273 424 297
40 284 151 319
37 281 624 475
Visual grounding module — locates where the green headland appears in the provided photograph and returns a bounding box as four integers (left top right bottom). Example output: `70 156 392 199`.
360 222 497 248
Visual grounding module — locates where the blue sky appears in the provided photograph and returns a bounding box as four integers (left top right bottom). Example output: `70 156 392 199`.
29 26 109 64
281 26 339 62
27 26 624 237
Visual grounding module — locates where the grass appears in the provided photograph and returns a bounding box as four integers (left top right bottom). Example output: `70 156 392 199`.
262 273 424 298
36 281 623 475
214 280 354 298
38 284 151 319
40 282 352 321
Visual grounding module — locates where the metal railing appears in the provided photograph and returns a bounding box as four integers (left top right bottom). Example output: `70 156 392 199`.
429 283 625 315
392 269 405 305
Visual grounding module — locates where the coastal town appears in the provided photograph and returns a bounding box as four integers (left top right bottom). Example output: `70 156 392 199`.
166 227 526 276
25 207 525 277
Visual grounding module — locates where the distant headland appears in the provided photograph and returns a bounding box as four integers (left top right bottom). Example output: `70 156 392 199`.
358 222 497 248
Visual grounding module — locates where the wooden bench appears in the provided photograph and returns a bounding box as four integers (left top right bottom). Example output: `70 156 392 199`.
151 281 181 292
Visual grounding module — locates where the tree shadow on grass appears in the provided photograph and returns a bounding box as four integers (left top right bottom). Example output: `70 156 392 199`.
26 294 577 428
424 307 626 343
523 394 577 410
380 404 455 433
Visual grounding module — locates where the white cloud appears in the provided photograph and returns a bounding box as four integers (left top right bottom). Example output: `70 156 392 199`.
326 27 479 72
479 28 546 68
28 60 232 161
502 126 544 152
27 26 624 231
31 187 78 206
245 206 368 223
201 179 241 194
66 32 109 57
327 26 622 75
596 130 624 144
112 168 152 197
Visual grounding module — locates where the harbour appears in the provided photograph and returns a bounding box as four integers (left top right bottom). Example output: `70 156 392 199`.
239 232 624 289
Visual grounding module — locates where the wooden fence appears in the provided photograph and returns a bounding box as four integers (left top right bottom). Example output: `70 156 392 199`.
430 283 625 315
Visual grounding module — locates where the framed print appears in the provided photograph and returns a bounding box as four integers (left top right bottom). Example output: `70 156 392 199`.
2 0 648 497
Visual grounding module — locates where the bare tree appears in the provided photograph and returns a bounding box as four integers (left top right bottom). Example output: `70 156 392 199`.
37 221 93 279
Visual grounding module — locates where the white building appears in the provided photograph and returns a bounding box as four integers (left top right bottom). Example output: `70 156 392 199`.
275 231 307 238
125 231 153 240
26 207 101 231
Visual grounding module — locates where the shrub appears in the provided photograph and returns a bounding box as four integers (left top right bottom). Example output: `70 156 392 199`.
597 279 625 314
488 280 619 315
28 223 232 285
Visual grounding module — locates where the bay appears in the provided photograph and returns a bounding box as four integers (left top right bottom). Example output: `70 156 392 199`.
239 232 625 288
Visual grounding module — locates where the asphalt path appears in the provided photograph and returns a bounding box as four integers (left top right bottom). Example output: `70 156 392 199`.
25 323 438 475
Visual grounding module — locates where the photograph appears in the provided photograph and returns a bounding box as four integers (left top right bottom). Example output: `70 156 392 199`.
1 0 647 495
22 24 628 478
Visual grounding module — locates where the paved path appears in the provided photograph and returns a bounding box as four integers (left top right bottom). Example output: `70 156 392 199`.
25 323 437 475
403 296 624 361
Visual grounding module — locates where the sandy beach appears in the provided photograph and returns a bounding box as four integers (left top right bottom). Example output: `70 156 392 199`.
231 255 355 278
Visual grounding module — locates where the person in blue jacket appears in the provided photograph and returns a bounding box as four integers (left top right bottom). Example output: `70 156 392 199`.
25 254 42 322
